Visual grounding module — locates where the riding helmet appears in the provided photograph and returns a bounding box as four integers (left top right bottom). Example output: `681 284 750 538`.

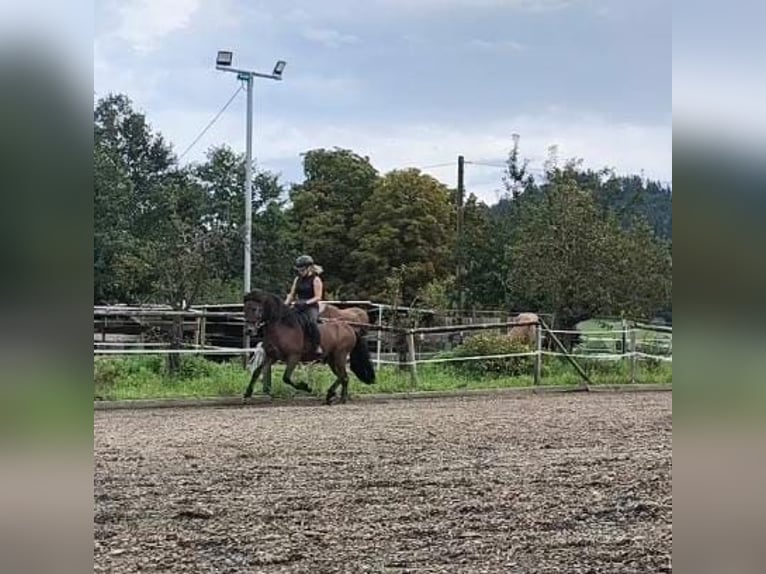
295 254 314 269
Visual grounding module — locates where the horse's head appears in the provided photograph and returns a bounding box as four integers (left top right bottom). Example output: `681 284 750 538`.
244 289 290 327
244 290 267 326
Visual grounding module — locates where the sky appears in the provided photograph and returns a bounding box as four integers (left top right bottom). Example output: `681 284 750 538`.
94 0 671 203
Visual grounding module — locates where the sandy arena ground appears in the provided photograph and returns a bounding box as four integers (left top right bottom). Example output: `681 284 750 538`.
94 391 672 573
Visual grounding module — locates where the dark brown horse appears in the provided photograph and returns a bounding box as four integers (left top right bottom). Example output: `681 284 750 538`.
243 289 375 404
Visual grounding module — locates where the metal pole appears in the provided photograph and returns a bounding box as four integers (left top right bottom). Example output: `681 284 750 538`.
406 331 419 387
534 321 542 386
457 155 465 310
244 74 254 295
630 328 637 384
376 304 383 369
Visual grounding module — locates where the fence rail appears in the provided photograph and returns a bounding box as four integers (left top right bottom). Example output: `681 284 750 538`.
94 305 671 388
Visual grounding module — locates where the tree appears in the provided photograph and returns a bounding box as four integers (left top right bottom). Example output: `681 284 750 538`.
251 170 297 294
502 133 534 200
94 94 175 303
288 148 379 295
192 145 295 297
351 169 455 302
457 194 508 308
504 170 671 328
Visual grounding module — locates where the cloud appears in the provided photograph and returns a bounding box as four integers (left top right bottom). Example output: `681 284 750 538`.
112 0 202 53
156 103 669 204
466 39 526 52
372 0 580 12
301 27 359 48
287 74 362 102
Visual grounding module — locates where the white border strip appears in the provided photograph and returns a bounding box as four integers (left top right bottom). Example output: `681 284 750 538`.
94 347 259 355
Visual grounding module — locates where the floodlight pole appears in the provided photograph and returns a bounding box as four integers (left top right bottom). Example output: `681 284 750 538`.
215 62 284 295
244 74 253 295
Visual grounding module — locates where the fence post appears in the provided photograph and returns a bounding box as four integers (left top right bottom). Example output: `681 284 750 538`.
534 321 542 386
241 326 249 369
406 330 419 387
376 304 383 369
621 318 627 355
630 328 637 384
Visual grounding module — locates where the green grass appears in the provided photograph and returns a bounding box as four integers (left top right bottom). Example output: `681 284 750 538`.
94 353 672 401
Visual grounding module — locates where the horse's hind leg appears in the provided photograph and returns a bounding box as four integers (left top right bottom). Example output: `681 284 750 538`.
324 357 342 405
326 354 350 405
325 379 340 405
339 371 350 404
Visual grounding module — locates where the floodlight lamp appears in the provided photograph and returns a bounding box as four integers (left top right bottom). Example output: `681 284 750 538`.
273 60 287 76
216 51 233 66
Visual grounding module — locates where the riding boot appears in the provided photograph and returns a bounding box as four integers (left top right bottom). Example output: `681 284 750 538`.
309 321 323 355
303 306 323 356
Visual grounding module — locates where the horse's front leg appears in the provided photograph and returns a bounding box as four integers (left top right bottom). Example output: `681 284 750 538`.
283 356 311 394
244 355 267 400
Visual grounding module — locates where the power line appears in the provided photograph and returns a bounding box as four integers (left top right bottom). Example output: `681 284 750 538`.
178 85 244 161
417 162 455 170
465 160 506 168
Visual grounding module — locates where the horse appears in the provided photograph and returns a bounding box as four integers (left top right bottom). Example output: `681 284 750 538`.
319 302 371 334
507 312 540 346
243 290 376 405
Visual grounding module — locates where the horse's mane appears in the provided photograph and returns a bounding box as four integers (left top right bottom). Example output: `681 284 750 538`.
244 289 301 328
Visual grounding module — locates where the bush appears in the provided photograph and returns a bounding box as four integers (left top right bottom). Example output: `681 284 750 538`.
93 355 216 389
94 355 164 386
445 333 534 378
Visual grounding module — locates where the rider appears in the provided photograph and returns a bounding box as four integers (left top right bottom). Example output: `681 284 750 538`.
285 255 324 355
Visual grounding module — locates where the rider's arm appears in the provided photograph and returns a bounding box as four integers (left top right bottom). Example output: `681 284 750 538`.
284 278 298 305
303 276 323 305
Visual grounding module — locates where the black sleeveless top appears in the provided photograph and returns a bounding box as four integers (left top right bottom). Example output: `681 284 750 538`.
296 274 319 306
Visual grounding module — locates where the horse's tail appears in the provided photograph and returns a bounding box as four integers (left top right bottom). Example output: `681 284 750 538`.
349 334 376 384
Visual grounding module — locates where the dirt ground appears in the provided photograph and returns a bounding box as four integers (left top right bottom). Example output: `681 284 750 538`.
94 391 672 573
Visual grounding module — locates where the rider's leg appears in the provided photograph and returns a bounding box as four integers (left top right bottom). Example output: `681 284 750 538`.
306 306 322 354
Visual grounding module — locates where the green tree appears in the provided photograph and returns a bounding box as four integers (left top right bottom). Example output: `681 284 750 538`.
251 171 297 294
505 169 671 328
352 169 455 302
502 133 534 200
94 95 239 308
192 145 295 297
288 148 379 294
93 94 175 303
458 194 509 308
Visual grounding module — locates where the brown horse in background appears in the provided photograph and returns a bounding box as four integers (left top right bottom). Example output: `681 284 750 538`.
244 290 375 404
507 312 540 346
319 302 371 334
